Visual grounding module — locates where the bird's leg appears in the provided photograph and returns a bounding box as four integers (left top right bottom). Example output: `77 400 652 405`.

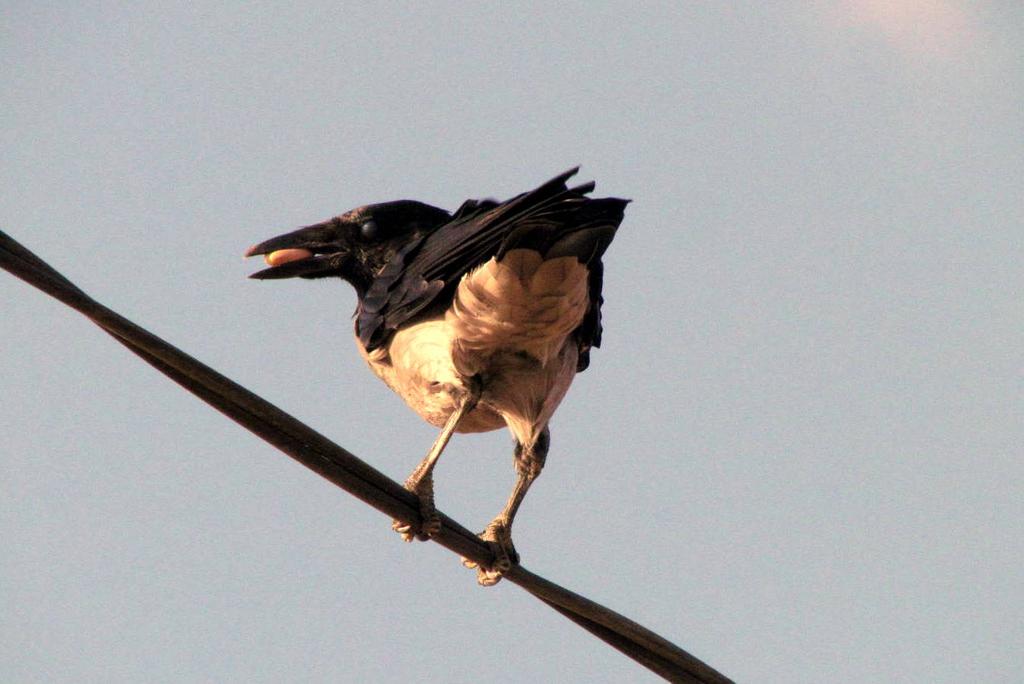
392 379 481 542
465 427 550 586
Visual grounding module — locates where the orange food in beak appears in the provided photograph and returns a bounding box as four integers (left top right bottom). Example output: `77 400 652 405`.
264 248 314 267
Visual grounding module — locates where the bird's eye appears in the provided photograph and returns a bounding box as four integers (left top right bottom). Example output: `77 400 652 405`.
360 220 379 240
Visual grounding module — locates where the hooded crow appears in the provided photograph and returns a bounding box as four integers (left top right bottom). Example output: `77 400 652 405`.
246 168 628 584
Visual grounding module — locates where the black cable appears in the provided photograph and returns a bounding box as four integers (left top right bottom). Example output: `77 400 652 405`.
1 229 733 684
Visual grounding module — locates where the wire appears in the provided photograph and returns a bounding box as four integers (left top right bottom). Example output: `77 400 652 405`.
1 229 733 683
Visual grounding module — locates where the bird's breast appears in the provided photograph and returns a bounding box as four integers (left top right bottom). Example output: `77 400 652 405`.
357 318 505 433
357 248 589 439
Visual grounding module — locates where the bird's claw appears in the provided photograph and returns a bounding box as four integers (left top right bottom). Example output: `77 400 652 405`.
392 474 441 542
391 514 440 542
461 519 518 586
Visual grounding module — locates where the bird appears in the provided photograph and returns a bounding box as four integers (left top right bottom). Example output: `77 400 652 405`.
245 168 628 585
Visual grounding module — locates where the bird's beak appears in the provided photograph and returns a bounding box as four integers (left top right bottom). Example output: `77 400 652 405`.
244 219 349 279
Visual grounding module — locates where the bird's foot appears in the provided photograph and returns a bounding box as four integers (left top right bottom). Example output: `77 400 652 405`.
392 474 441 542
461 518 518 586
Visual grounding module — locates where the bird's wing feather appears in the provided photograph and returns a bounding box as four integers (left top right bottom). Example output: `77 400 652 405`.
356 168 628 370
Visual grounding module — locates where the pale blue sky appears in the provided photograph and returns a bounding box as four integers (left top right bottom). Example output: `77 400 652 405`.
3 3 1022 682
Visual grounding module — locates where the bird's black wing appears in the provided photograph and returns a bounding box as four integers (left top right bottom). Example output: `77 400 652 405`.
356 168 629 371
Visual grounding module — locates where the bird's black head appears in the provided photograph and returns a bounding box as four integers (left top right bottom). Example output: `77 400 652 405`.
245 200 451 295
